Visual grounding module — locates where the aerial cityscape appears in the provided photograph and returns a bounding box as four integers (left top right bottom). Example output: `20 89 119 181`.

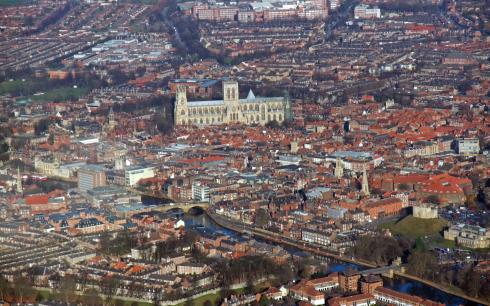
0 0 489 305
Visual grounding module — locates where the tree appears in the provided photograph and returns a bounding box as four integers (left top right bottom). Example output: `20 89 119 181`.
255 208 270 228
407 251 438 279
152 290 161 306
13 276 33 304
0 140 8 154
58 275 77 305
155 113 174 134
258 295 271 306
34 118 50 135
102 278 120 304
108 69 130 85
398 183 410 191
48 133 55 145
0 276 8 301
464 271 483 297
244 276 256 295
85 288 102 306
265 120 280 129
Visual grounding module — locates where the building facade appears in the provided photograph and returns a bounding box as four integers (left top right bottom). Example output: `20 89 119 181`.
457 138 480 155
444 224 490 249
78 165 106 192
174 80 292 126
192 181 210 202
125 166 155 187
354 4 381 19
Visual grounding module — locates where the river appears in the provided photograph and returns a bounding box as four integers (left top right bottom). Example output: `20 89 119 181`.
180 211 482 306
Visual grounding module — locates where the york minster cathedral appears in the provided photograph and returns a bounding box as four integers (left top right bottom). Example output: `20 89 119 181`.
174 80 292 126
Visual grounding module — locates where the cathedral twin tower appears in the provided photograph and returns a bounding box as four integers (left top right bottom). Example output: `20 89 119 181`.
174 80 292 126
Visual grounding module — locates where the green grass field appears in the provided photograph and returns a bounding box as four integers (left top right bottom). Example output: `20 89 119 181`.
1 79 88 102
175 292 220 306
379 215 448 238
0 79 34 95
29 86 88 102
0 0 35 6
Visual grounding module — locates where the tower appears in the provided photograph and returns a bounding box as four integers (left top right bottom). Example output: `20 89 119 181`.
361 166 370 196
223 80 239 123
174 85 188 125
283 90 292 121
108 107 116 129
16 167 22 194
335 157 344 178
114 148 126 170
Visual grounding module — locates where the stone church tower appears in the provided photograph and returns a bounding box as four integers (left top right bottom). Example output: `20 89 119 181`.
174 85 188 126
223 80 240 123
362 166 370 196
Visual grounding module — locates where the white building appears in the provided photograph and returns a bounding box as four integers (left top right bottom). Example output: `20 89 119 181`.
125 166 155 187
192 181 210 202
354 4 381 19
457 138 480 155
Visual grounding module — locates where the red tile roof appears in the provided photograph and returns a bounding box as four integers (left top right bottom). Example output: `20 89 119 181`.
25 194 49 205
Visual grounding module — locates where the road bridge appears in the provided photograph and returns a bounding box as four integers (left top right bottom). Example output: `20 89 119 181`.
360 265 405 278
153 202 210 213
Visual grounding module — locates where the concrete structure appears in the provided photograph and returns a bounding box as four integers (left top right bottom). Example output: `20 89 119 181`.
192 181 210 202
125 166 155 187
78 164 106 192
174 80 292 126
413 203 438 219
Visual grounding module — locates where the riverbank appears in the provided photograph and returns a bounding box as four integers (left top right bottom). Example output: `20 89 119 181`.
205 210 489 306
393 272 489 306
